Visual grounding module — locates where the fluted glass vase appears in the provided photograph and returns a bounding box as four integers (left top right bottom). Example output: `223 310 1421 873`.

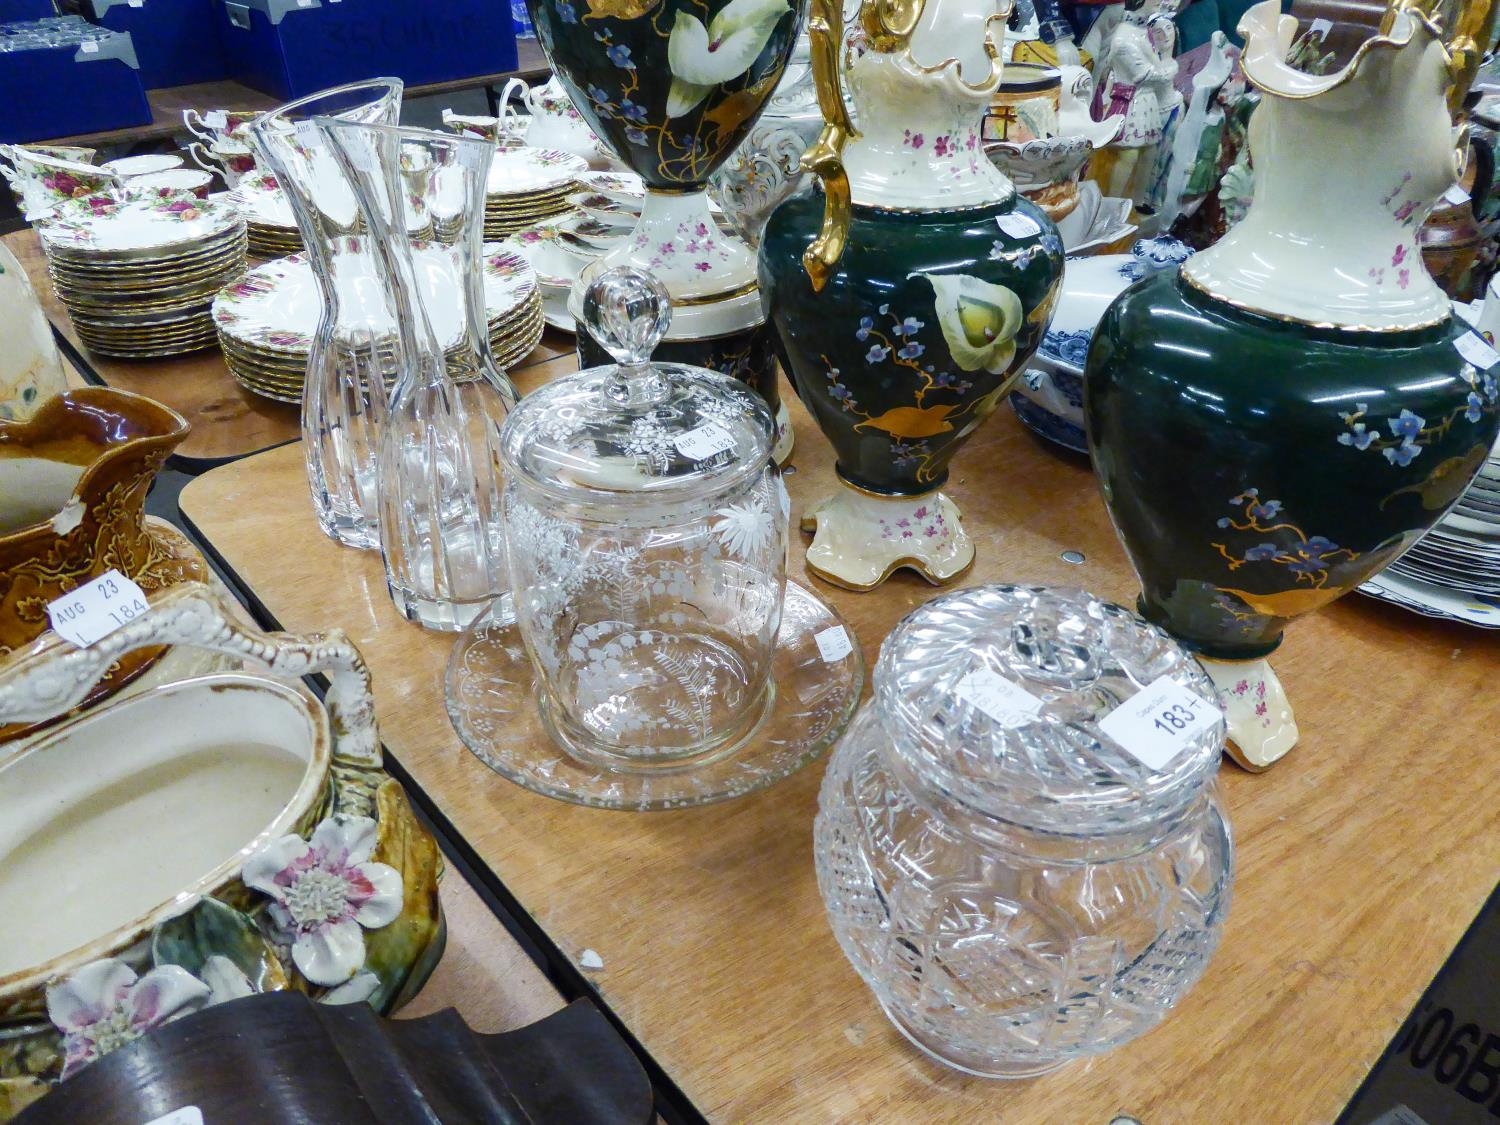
322 120 519 632
249 79 404 551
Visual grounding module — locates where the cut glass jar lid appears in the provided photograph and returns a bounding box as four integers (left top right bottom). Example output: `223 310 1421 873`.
873 584 1225 834
499 267 773 503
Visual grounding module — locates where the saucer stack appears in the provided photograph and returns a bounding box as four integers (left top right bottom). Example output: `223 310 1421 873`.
1361 433 1500 628
226 173 302 258
38 194 247 359
212 243 544 403
484 147 589 240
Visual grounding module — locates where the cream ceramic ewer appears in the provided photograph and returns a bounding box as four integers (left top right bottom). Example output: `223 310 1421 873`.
0 583 444 1119
500 75 606 166
0 241 66 424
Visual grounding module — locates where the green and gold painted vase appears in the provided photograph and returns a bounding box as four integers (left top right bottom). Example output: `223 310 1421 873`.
758 0 1063 589
1085 0 1500 769
526 0 801 305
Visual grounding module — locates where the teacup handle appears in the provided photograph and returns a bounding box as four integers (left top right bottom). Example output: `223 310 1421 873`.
500 77 530 119
186 140 219 173
0 582 381 772
181 108 214 142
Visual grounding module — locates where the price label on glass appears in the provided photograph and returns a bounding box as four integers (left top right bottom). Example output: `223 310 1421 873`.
675 422 735 462
955 668 1043 727
1099 676 1220 770
814 625 852 663
46 569 151 648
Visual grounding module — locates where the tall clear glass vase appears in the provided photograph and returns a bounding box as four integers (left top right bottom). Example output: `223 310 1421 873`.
249 79 404 551
321 120 519 632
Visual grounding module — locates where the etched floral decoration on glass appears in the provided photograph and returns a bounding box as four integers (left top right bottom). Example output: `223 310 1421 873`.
815 585 1234 1077
249 79 403 551
444 267 864 810
321 119 519 632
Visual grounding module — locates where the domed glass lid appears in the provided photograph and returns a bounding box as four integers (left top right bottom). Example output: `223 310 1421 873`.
874 585 1225 834
499 268 773 503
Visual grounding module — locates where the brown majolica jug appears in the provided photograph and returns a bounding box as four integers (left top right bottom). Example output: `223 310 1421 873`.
0 387 207 734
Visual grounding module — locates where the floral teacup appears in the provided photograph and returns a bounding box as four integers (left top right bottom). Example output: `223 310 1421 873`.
501 76 607 167
128 168 214 200
182 107 261 146
0 145 118 218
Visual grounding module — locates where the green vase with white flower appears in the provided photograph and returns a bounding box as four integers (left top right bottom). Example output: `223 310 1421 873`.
757 0 1063 589
527 0 801 305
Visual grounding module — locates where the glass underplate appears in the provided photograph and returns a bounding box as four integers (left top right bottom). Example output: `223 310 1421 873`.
487 147 588 195
38 195 243 257
1360 569 1500 629
213 241 537 355
445 581 864 811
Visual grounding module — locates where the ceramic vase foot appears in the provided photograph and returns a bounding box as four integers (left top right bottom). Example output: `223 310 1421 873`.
604 189 757 303
800 486 975 591
1199 655 1299 771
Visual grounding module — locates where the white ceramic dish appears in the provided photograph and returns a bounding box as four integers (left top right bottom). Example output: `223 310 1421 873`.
38 194 242 255
487 146 589 196
101 154 184 178
213 240 538 354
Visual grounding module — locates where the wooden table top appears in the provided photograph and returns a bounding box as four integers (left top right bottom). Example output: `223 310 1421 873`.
179 362 1500 1123
4 228 572 467
37 40 550 150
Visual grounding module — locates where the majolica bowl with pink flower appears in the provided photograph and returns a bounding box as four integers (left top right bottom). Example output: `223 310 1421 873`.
0 585 444 1121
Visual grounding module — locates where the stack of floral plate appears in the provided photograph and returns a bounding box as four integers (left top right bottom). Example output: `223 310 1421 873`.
211 242 543 403
483 147 589 240
226 172 302 258
37 193 247 359
1361 433 1500 628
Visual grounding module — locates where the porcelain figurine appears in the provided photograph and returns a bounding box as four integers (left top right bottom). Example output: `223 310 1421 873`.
1156 33 1236 232
0 241 66 423
0 584 444 1117
1088 0 1184 204
1085 0 1500 770
0 388 208 740
759 0 1064 589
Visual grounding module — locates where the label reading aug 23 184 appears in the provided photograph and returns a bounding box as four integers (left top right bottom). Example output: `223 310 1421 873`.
46 569 150 649
814 625 852 663
674 422 735 462
1098 676 1218 771
955 668 1044 727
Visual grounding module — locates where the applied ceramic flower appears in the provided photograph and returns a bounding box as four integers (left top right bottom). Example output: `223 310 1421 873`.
46 961 211 1079
666 0 792 116
921 273 1025 375
241 816 403 987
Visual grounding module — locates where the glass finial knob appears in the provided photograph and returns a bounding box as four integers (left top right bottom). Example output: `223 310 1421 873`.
582 267 672 366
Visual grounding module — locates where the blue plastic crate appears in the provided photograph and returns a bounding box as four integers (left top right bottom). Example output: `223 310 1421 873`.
215 0 518 102
0 0 60 19
0 23 151 141
81 0 227 89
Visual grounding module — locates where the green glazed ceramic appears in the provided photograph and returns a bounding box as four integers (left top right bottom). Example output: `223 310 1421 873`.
761 194 1063 495
526 0 802 189
1086 270 1499 659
